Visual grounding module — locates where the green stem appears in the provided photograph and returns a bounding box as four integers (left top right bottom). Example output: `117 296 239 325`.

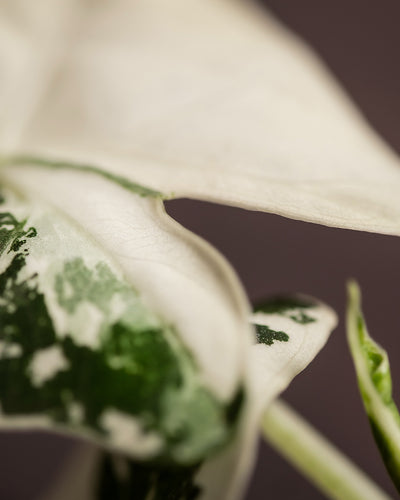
262 399 392 500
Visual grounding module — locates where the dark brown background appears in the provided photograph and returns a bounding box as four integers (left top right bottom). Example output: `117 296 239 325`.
2 1 400 498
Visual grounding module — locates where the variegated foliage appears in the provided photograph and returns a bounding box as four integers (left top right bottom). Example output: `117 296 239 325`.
1 0 400 499
0 168 336 500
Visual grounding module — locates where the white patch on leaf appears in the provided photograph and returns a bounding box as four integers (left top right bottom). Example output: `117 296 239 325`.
28 345 69 387
101 409 163 457
68 303 104 349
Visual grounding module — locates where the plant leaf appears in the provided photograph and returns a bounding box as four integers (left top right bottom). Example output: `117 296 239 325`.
347 281 400 493
194 294 337 500
0 168 252 469
41 290 337 500
250 294 337 410
2 0 400 235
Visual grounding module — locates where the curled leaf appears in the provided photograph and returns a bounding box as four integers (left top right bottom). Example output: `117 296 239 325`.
347 281 400 493
0 167 252 470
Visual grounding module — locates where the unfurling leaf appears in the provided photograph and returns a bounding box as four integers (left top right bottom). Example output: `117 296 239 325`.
347 281 400 493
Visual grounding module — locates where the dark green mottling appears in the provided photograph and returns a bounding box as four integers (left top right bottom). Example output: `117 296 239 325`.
225 387 245 426
0 212 36 256
254 296 316 324
2 155 163 198
255 324 289 346
98 454 201 500
0 205 243 465
0 214 58 415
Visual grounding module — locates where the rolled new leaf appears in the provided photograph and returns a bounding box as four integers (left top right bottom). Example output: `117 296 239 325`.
347 281 400 492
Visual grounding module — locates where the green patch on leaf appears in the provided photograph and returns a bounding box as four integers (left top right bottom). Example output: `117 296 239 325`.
55 258 132 315
255 324 289 346
254 296 316 325
347 281 400 493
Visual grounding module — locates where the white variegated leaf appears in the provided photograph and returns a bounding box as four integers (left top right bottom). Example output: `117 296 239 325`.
195 294 337 500
251 295 337 409
0 166 251 460
1 0 400 235
38 286 338 500
0 165 337 499
0 167 254 500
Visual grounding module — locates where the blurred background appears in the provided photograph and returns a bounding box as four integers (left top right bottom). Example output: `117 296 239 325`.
2 0 400 498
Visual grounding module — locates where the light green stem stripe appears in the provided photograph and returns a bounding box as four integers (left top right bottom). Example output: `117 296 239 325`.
262 399 392 500
0 154 163 198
